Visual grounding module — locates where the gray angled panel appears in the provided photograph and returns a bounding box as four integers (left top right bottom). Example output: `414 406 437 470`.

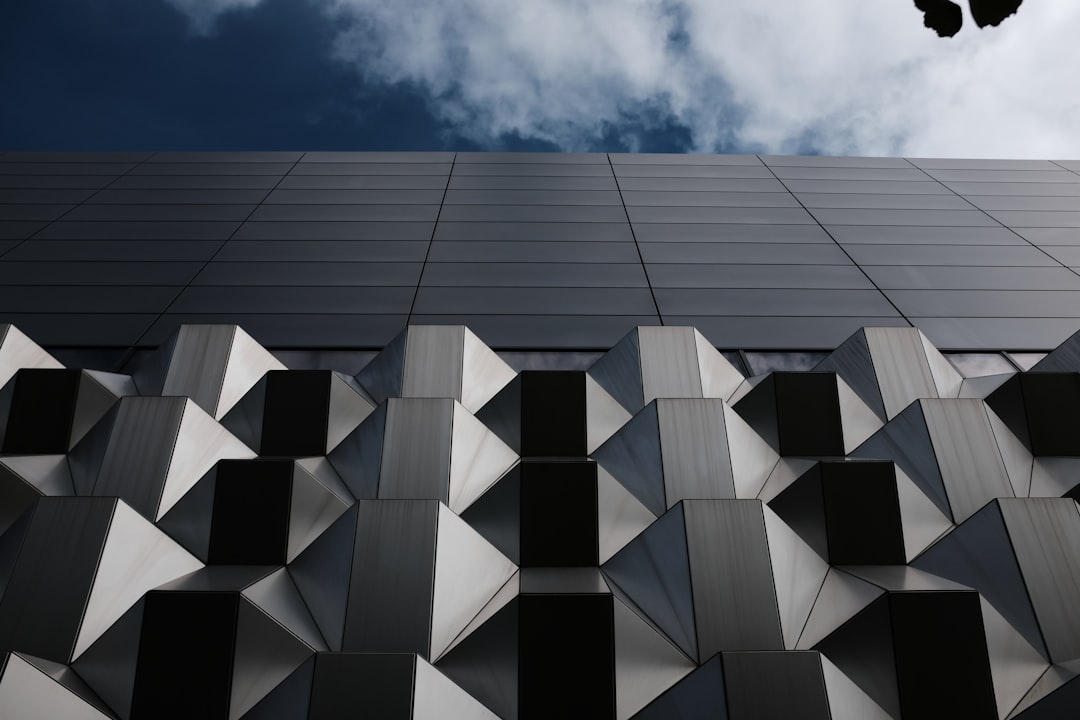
684 500 784 655
588 328 644 413
241 655 314 720
325 372 375 453
631 654 727 720
1000 498 1080 662
911 500 1046 659
355 327 407 403
722 651 831 720
70 597 145 720
286 462 351 563
70 371 130 450
812 594 899 719
1031 328 1080 372
156 465 217 562
66 403 119 496
852 400 949 519
242 566 328 651
0 652 112 719
327 401 385 500
230 598 316 719
160 324 235 418
815 328 885 420
287 506 358 651
378 398 454 503
0 497 115 663
474 375 522 453
602 503 697 660
864 327 941 419
219 376 268 455
460 465 521 564
638 327 704 404
402 325 466 400
436 598 519 720
343 499 439 655
592 403 665 516
92 397 186 520
657 399 737 505
612 594 697 719
921 399 1015 523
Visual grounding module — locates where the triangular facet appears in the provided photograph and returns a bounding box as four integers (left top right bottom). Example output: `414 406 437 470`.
286 463 350 563
613 595 696 719
460 327 516 413
448 402 519 513
762 504 830 649
0 653 111 719
242 567 328 651
602 504 696 660
912 500 1046 660
159 399 255 520
76 500 202 659
413 654 501 720
597 466 656 564
71 598 144 720
798 568 884 650
431 504 517 661
218 326 286 420
593 403 664 516
325 373 375 453
288 506 357 651
230 598 315 719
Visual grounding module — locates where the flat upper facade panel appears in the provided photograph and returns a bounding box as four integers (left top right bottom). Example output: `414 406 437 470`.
1 151 1079 351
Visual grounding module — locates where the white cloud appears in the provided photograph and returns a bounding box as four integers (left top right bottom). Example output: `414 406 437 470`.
165 0 263 34
171 0 1080 158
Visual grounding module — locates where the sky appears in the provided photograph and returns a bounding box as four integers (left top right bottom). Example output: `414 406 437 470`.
3 0 1078 157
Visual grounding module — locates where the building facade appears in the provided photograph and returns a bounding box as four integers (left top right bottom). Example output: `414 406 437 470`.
0 151 1079 718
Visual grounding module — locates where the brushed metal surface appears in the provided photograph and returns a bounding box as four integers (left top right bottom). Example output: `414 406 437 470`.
413 655 500 720
922 399 1015 523
612 595 695 719
403 325 465 401
638 327 703 405
431 503 516 661
344 499 438 655
684 500 784 655
658 399 736 505
1000 498 1080 662
379 398 454 503
74 499 202 659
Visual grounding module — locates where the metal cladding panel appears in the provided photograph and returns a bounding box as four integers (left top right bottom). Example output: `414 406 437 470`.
8 148 1080 716
921 399 1016 523
93 397 187 519
684 500 784 655
999 499 1080 662
344 500 439 656
912 499 1046 659
379 398 454 503
722 651 831 720
0 497 115 663
402 325 465 401
159 325 235 418
0 653 112 720
602 503 697 661
657 399 737 505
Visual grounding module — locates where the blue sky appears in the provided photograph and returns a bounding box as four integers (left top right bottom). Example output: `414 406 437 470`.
3 0 1078 157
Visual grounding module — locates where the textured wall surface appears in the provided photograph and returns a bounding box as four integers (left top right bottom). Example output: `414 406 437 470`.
0 321 1078 718
3 152 1080 349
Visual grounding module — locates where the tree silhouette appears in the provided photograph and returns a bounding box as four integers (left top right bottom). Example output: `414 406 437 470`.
915 0 1023 36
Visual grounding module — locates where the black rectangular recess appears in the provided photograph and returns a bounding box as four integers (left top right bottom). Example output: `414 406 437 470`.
519 460 598 567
